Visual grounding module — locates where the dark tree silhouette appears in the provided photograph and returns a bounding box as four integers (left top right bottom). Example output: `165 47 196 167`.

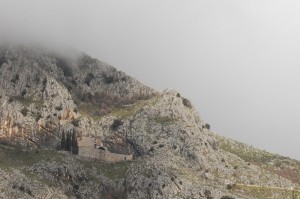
71 130 78 154
61 130 66 150
66 131 71 151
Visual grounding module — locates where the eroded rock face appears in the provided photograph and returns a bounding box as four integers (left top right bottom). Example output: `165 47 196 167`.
0 168 68 199
0 45 299 199
0 44 156 147
89 89 296 198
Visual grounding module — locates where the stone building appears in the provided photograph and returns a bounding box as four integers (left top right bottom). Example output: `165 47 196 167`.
77 136 133 162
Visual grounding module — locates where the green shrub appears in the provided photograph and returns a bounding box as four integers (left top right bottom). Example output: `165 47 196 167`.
27 189 33 196
103 74 116 84
204 123 210 130
34 75 40 83
226 184 235 190
204 189 212 199
19 185 25 191
152 141 158 145
149 147 154 152
35 112 42 122
84 73 95 86
56 57 73 77
55 105 63 111
42 78 47 87
11 74 19 84
20 107 28 116
71 118 80 127
0 54 6 66
8 97 13 103
71 130 79 154
73 184 79 190
111 119 123 130
21 89 27 96
182 97 192 108
221 196 235 199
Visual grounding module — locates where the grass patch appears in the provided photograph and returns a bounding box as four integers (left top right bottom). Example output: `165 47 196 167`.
97 162 129 180
0 148 64 169
218 137 279 164
79 159 131 180
217 136 300 184
78 95 158 120
153 117 177 124
22 168 58 189
10 96 43 108
173 167 204 184
231 184 300 199
0 148 65 189
77 104 104 120
110 100 147 119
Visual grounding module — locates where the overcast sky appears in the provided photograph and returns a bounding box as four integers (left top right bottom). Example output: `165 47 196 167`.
1 0 300 159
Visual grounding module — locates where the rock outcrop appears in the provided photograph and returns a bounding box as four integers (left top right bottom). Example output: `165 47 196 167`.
0 44 300 199
0 44 156 148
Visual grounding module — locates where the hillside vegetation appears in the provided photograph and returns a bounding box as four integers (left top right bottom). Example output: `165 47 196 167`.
0 45 300 198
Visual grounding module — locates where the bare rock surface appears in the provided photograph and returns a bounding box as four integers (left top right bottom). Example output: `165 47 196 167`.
0 45 299 199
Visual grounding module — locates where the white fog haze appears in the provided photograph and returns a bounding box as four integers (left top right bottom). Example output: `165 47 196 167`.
1 0 300 159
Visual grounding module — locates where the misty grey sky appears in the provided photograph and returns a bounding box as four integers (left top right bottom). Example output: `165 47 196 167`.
1 1 300 159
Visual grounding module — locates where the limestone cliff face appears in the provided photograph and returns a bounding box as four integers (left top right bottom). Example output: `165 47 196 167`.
0 45 300 199
0 44 156 147
92 89 297 198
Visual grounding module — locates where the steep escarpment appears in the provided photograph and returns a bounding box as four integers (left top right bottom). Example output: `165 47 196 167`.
97 90 299 198
0 44 156 148
0 45 155 100
0 45 300 199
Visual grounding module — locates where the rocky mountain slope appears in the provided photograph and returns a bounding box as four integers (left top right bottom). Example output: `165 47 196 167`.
0 44 300 199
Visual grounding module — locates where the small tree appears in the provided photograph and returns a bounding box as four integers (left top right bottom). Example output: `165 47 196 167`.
71 119 80 127
204 123 210 130
182 98 192 108
111 119 123 131
61 130 66 150
71 130 78 154
20 107 28 116
66 131 71 151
